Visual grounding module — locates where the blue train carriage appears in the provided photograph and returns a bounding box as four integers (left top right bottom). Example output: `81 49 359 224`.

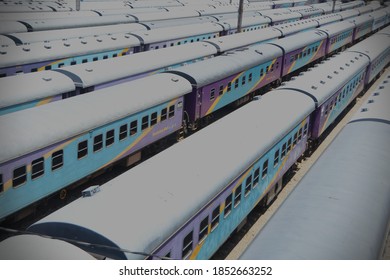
18 14 138 32
0 34 141 78
4 23 149 45
267 29 327 77
204 27 282 53
28 92 315 260
348 13 374 42
240 70 390 260
347 33 390 85
54 41 217 93
168 44 283 130
0 235 95 260
0 73 191 221
0 70 75 116
279 51 370 139
318 20 355 54
130 22 223 51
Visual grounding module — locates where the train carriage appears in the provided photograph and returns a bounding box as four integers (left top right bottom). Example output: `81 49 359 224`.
0 73 191 221
168 44 283 129
279 52 370 139
0 21 28 35
370 9 388 31
347 33 390 85
318 21 355 54
267 30 327 77
0 71 75 116
0 34 140 78
28 92 315 260
348 14 374 42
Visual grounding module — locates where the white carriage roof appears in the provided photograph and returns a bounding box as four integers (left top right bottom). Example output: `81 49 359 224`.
313 14 342 26
279 51 370 105
0 35 17 47
317 20 355 36
142 16 215 29
350 70 390 123
22 14 137 31
369 9 387 19
0 235 95 260
273 19 318 36
0 71 75 109
57 42 217 88
347 34 390 62
261 11 302 21
0 73 192 164
31 92 315 260
0 11 99 21
205 27 281 52
9 23 148 44
335 9 359 20
221 15 270 28
0 34 141 68
355 5 374 14
0 21 27 34
268 29 326 52
131 10 200 21
348 13 373 25
130 22 223 44
170 44 283 87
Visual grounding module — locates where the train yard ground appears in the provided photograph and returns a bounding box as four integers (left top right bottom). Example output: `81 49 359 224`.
211 67 390 260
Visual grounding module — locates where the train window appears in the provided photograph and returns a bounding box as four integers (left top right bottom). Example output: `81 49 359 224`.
303 51 306 58
106 130 115 147
199 216 209 242
303 123 308 136
182 231 193 259
31 157 45 180
122 52 127 56
151 112 158 126
274 150 279 167
119 125 128 141
171 43 174 47
293 132 298 146
298 128 303 141
93 57 98 62
307 48 311 55
93 134 103 152
168 105 175 118
253 168 260 188
260 68 264 77
103 55 108 60
219 84 224 95
82 59 88 63
13 166 27 187
266 66 269 73
71 61 76 66
244 176 252 197
242 75 246 85
155 46 159 50
58 63 65 68
227 82 232 92
177 42 181 45
0 174 3 193
141 116 149 131
234 186 242 207
281 143 287 159
287 138 292 152
78 140 88 159
211 205 220 231
130 120 138 136
248 73 252 82
235 79 239 89
52 150 63 171
45 65 52 70
315 46 318 52
210 88 215 101
0 73 6 78
113 54 118 58
224 193 233 218
161 108 167 121
324 104 328 116
262 160 268 179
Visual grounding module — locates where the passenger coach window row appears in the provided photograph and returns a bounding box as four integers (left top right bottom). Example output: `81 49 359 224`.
324 72 364 117
152 35 218 50
208 64 279 101
290 46 319 62
9 105 176 188
330 31 352 44
178 124 308 259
